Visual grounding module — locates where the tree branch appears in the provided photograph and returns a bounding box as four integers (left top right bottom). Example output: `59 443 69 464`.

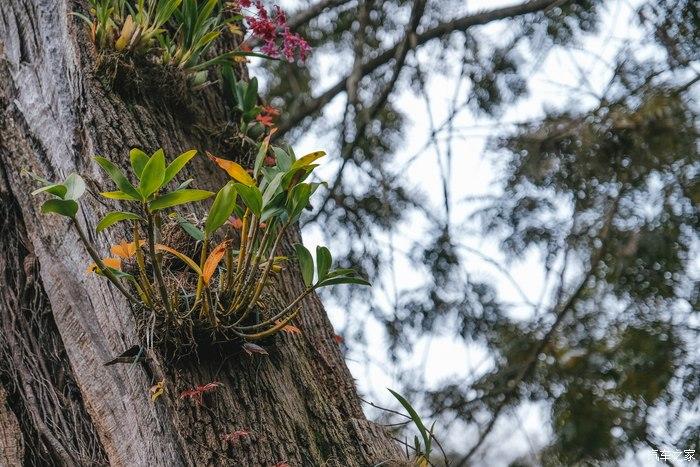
287 0 355 31
275 0 566 139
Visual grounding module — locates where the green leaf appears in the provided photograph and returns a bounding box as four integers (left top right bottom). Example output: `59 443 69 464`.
41 199 78 217
388 388 430 455
129 148 149 179
163 149 197 185
63 173 86 200
96 211 143 233
149 189 214 211
316 246 332 282
286 183 314 220
100 190 140 201
234 183 263 217
32 183 67 198
244 77 258 111
315 275 371 288
289 151 326 171
205 181 237 235
294 243 314 287
262 172 284 207
94 156 142 200
272 146 292 171
176 178 194 190
139 149 166 198
253 132 273 178
174 213 204 241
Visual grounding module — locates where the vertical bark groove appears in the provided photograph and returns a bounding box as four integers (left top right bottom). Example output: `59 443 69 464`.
0 0 402 465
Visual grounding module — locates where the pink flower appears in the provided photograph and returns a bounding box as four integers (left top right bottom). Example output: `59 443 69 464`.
244 3 311 62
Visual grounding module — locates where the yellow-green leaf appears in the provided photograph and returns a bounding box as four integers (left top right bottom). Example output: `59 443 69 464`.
207 152 255 186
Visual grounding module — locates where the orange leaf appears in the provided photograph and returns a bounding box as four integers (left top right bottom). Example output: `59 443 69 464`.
111 240 146 258
276 322 301 335
202 240 230 285
87 257 122 274
207 152 256 186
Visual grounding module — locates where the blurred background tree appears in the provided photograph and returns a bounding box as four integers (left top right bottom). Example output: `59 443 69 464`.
252 0 698 464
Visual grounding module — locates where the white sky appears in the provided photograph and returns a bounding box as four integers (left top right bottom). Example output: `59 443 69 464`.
253 1 675 464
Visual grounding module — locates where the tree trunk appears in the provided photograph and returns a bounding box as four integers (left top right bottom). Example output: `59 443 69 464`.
0 1 402 465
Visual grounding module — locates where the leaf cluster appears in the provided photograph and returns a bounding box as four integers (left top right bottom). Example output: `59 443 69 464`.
29 145 369 347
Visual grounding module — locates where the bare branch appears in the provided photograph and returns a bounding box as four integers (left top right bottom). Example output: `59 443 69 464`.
287 0 355 31
276 0 566 139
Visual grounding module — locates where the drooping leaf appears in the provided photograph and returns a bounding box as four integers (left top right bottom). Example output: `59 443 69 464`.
205 181 237 234
315 275 371 288
234 183 263 217
202 240 230 285
316 246 332 282
96 211 143 233
242 342 269 356
388 388 431 455
63 173 86 200
149 189 214 211
174 213 204 241
32 183 67 198
163 149 197 185
129 148 149 179
94 156 142 200
154 244 202 276
207 152 255 186
294 243 314 287
139 149 166 198
41 199 78 217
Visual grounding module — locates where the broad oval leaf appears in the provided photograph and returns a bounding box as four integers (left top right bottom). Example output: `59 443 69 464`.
316 246 332 282
205 181 237 235
94 156 142 200
208 152 256 186
149 189 214 211
139 149 166 198
96 211 143 233
294 243 314 287
41 199 78 217
234 183 263 217
63 173 86 200
262 172 284 207
154 244 202 276
163 149 197 186
129 148 149 179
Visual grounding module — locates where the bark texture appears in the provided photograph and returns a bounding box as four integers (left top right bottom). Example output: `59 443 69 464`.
0 1 402 465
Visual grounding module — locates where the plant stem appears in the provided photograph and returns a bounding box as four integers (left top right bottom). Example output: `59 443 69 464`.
195 233 209 301
146 209 173 316
71 217 139 304
234 287 312 330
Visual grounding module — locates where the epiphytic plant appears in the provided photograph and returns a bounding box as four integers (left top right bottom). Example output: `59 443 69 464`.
74 0 310 87
28 145 368 349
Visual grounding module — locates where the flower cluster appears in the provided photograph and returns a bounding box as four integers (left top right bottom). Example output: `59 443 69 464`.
241 1 311 62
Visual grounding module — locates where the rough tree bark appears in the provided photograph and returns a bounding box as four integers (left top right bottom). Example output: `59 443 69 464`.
0 1 402 465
